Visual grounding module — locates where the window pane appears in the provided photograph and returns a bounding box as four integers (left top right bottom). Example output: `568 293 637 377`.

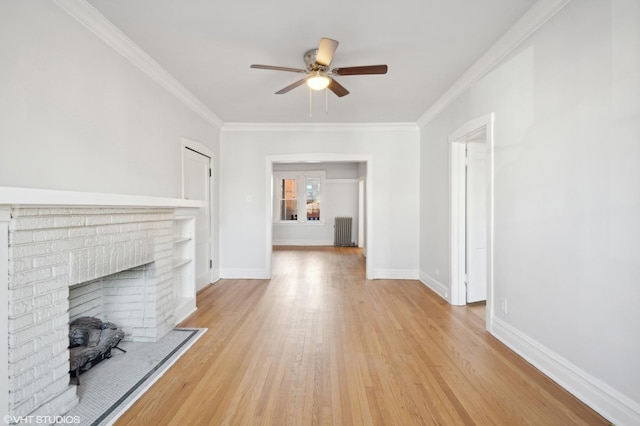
306 177 320 221
284 200 297 221
279 179 297 221
283 179 297 200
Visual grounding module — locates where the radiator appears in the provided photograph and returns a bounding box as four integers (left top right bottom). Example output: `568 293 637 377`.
334 217 353 247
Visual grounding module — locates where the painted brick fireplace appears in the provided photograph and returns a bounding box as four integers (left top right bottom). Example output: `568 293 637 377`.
0 188 203 422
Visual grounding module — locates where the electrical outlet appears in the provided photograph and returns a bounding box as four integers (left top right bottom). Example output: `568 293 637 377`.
500 298 508 314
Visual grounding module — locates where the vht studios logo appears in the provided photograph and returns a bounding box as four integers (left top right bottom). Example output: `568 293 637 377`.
3 415 81 424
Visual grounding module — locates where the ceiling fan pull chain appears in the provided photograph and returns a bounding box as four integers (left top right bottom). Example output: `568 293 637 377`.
309 87 313 118
325 88 329 114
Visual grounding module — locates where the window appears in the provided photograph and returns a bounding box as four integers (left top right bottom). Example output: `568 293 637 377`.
274 171 325 223
306 177 321 221
278 178 298 221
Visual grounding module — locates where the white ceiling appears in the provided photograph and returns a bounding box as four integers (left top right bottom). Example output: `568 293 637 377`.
87 0 536 124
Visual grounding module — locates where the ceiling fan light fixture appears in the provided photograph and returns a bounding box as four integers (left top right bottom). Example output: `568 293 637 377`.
306 71 331 91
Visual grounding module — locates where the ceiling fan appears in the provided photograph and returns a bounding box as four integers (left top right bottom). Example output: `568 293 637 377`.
250 38 388 97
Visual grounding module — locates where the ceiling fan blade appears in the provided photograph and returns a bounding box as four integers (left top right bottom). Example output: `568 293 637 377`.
332 65 388 76
275 78 307 94
327 79 349 97
316 38 339 67
251 64 307 73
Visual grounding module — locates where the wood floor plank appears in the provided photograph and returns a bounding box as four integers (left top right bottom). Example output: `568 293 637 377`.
115 247 608 425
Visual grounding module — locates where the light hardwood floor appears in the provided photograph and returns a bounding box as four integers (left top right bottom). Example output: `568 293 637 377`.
116 246 608 425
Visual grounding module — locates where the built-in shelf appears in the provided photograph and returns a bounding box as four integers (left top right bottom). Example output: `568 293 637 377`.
173 258 192 268
172 213 197 325
173 236 192 244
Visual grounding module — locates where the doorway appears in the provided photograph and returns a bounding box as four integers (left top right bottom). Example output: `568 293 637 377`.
448 114 494 327
182 139 214 292
265 153 373 280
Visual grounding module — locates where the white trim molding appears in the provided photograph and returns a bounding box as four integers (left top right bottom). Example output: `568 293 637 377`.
211 269 221 285
272 240 334 247
419 272 450 302
492 317 640 426
180 138 216 292
53 0 223 128
447 113 495 314
449 141 466 306
371 269 420 280
266 153 375 280
417 0 571 127
181 138 216 159
222 123 419 133
448 113 495 143
325 178 359 184
0 186 205 208
220 268 271 280
0 208 10 417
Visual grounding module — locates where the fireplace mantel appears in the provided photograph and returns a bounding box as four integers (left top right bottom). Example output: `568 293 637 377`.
0 186 206 208
0 187 205 419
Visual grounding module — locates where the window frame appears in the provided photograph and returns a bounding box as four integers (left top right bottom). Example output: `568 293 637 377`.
273 170 326 225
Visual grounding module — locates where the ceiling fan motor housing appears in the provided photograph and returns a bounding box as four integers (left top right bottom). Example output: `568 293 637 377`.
304 49 328 72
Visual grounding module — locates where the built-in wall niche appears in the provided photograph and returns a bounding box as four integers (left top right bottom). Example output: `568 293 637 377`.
173 214 196 323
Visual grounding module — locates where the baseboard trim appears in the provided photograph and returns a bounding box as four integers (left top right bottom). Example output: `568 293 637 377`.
272 240 335 246
492 317 640 425
174 306 197 325
370 269 419 280
419 272 450 302
211 269 221 284
219 269 270 279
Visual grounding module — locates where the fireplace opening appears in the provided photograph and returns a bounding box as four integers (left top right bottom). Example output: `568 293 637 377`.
67 263 156 384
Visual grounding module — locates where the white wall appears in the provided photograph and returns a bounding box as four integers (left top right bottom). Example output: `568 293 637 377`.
0 1 223 416
419 0 640 423
272 162 360 246
220 124 420 279
0 1 220 198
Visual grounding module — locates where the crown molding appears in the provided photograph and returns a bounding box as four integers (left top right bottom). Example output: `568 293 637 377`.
417 0 571 127
53 0 223 128
221 122 419 133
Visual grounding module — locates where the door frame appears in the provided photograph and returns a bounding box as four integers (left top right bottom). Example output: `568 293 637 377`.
448 114 494 327
358 179 365 249
181 138 216 284
265 153 373 280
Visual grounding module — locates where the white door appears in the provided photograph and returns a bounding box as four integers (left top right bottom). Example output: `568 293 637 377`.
466 142 487 303
183 148 211 292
